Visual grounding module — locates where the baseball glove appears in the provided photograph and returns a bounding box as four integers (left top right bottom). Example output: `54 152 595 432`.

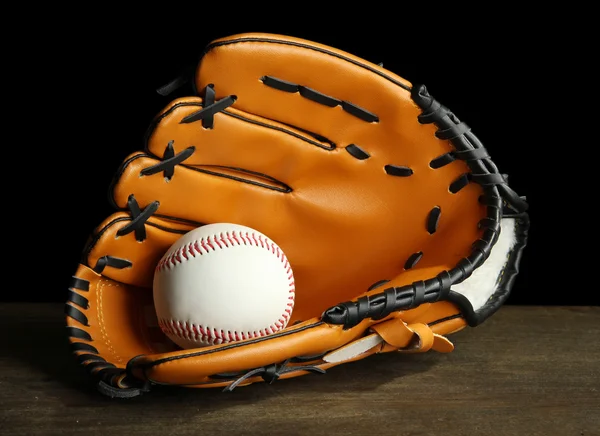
65 32 529 398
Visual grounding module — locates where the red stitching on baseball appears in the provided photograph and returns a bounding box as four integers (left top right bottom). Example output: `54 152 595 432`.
156 228 295 344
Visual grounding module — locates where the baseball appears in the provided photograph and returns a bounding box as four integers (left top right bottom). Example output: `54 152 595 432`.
153 223 295 349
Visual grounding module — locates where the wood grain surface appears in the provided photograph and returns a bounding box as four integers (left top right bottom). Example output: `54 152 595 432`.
0 304 598 436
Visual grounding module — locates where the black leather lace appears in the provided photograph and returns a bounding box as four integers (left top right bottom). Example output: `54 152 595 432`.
222 359 326 392
115 194 159 242
179 84 237 128
141 140 195 181
141 85 235 183
414 85 528 214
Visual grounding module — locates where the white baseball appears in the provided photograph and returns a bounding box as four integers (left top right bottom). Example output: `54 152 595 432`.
153 223 295 349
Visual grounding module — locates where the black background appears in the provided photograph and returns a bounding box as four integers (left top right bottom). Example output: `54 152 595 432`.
8 18 589 306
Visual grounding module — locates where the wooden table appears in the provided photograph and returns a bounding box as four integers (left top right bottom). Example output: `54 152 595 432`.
1 304 598 436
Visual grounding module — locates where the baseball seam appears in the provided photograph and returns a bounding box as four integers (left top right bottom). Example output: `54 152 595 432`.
156 230 295 346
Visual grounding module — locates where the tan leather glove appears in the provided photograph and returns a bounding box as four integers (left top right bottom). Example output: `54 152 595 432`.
65 32 529 397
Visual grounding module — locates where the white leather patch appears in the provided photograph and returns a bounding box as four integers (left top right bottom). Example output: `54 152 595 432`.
452 218 517 310
323 333 383 363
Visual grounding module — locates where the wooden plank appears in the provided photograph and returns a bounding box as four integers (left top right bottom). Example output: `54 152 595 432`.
0 304 598 436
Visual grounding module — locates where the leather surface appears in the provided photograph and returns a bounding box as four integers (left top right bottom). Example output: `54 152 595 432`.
65 32 508 392
112 76 484 323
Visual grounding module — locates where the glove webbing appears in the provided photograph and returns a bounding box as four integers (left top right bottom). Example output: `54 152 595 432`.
323 85 527 329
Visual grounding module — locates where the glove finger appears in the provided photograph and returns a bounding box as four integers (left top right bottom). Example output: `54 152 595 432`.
146 96 338 187
196 33 417 156
111 152 293 224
